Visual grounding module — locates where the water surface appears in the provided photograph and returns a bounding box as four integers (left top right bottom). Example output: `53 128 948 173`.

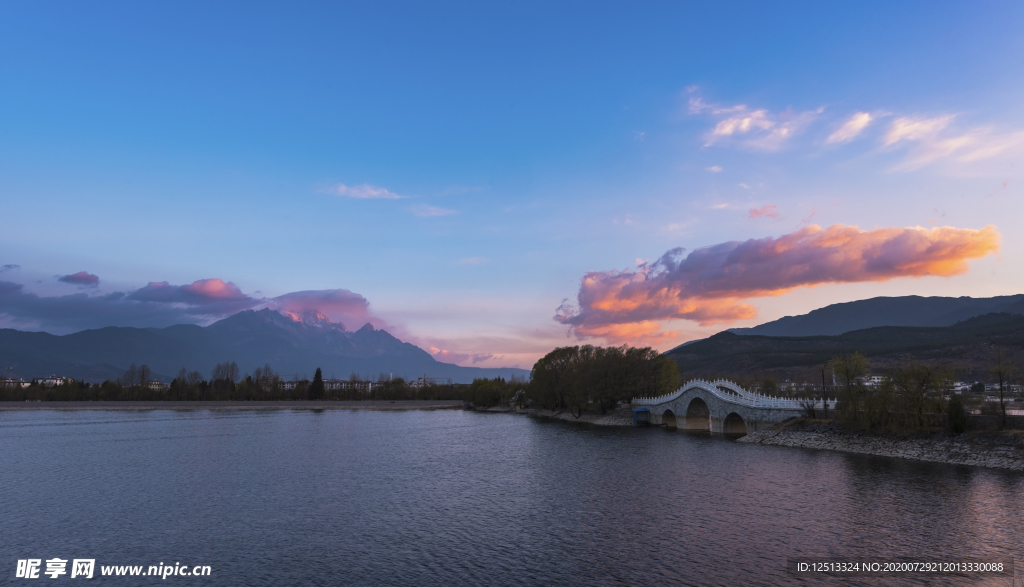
1 409 1021 585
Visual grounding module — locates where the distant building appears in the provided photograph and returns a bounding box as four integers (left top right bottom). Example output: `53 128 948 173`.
409 376 450 388
324 379 374 394
146 380 169 390
31 375 74 387
1 378 31 388
862 375 885 388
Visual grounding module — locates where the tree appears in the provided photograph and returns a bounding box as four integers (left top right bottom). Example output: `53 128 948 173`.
176 368 188 400
138 364 152 396
186 370 203 400
122 363 139 401
989 349 1017 430
253 363 276 399
820 363 830 419
309 367 325 400
529 344 680 415
831 352 870 428
947 394 968 434
888 362 949 430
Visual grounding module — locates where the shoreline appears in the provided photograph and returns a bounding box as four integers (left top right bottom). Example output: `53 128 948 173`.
738 420 1024 472
489 405 1024 472
482 404 636 426
0 400 467 411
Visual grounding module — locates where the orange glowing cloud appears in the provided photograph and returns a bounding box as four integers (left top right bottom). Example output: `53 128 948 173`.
556 224 1000 342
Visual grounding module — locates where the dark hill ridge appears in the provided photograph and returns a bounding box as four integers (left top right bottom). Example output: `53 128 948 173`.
666 312 1024 382
0 309 529 383
727 294 1024 337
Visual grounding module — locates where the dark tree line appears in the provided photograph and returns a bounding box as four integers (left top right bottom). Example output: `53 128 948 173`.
526 345 681 417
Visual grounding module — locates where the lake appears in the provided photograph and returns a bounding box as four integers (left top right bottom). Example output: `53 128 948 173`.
2 409 1021 585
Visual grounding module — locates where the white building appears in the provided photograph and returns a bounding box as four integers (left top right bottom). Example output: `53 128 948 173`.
31 375 74 387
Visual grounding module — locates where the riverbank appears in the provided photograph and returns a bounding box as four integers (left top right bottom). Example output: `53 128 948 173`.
739 420 1024 471
0 400 466 411
482 403 636 426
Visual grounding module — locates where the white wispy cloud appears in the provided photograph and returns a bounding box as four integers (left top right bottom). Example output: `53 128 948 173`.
883 115 1024 171
689 95 821 152
330 183 405 199
827 112 873 144
706 165 723 173
883 115 955 146
411 204 457 217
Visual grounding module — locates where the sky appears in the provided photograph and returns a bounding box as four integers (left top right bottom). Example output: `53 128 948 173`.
1 1 1023 369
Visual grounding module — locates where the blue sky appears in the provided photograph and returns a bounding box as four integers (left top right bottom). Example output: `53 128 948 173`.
2 1 1022 367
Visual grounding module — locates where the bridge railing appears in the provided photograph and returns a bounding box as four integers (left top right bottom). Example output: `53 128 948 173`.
632 378 837 411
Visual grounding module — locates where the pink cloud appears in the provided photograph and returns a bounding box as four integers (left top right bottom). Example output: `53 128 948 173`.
749 205 779 219
129 278 253 311
556 224 1001 343
58 271 100 286
267 289 385 330
429 346 496 365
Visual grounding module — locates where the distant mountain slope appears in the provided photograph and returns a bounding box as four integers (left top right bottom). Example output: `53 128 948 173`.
667 312 1024 382
0 309 529 383
728 295 1024 337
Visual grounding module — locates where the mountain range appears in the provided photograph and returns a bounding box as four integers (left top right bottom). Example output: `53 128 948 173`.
727 294 1024 337
0 309 530 384
666 312 1024 383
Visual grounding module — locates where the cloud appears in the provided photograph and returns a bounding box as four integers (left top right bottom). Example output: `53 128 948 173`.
748 205 779 219
883 116 954 146
1 264 19 273
266 289 384 330
706 165 723 173
330 183 405 199
429 347 495 365
882 115 1024 171
827 112 873 144
127 278 255 316
57 271 100 287
690 95 821 152
411 204 456 217
0 274 389 335
0 280 254 334
556 224 1000 343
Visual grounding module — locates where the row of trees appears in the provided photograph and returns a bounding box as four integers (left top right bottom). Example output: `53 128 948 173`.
0 360 470 402
831 353 951 432
527 345 680 417
829 350 1020 432
1 344 682 410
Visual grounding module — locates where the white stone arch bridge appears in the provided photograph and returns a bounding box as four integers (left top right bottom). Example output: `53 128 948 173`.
632 379 836 435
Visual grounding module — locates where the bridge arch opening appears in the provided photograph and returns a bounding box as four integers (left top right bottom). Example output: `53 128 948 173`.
723 412 747 436
661 409 677 429
684 398 711 432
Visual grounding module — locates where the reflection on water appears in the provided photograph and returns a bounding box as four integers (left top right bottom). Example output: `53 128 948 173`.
1 409 1021 586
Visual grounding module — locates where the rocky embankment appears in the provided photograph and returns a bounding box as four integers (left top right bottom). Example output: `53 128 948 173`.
740 421 1024 471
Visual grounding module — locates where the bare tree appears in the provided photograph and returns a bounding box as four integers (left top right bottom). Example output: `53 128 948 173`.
258 363 276 399
138 364 152 393
123 363 138 401
176 367 188 400
186 370 203 400
227 361 239 384
990 349 1018 430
